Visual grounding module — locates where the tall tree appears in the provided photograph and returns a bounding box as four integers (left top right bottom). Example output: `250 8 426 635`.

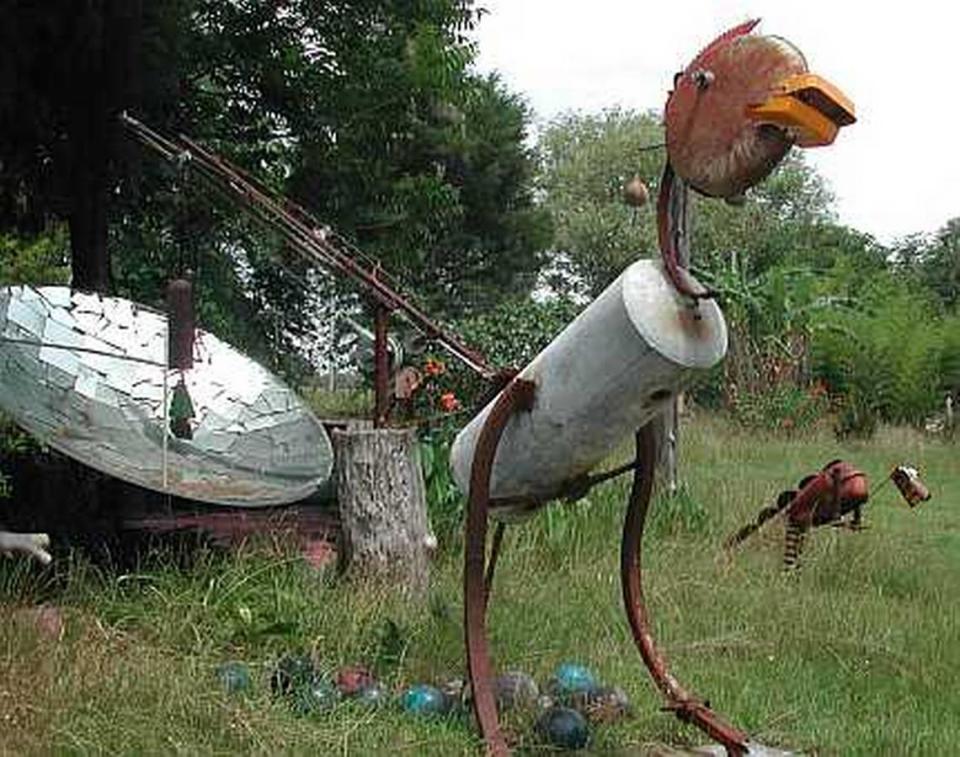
537 108 663 298
3 1 549 370
0 0 141 292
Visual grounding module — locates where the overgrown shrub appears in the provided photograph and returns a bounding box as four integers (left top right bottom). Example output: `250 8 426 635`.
731 382 829 434
0 227 70 285
811 279 948 435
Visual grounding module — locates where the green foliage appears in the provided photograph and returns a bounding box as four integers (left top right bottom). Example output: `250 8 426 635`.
731 383 829 434
4 2 548 372
418 437 463 545
537 108 663 297
443 296 583 412
457 296 582 370
648 485 710 538
811 278 950 435
893 217 960 310
0 228 70 286
0 414 40 500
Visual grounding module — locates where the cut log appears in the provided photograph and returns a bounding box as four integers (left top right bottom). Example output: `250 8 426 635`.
333 427 433 594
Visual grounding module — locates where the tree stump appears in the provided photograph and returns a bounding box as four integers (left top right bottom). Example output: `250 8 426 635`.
333 427 433 595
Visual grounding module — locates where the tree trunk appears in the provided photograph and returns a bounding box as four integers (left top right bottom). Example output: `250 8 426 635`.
333 427 433 596
67 0 140 293
68 4 109 292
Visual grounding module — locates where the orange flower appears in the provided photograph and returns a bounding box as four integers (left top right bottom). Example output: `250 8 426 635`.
439 392 461 412
424 357 446 377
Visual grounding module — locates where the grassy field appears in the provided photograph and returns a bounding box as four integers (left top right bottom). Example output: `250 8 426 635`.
1 414 958 755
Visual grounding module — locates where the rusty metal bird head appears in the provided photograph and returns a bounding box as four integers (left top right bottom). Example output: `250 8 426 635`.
890 465 932 508
664 19 855 198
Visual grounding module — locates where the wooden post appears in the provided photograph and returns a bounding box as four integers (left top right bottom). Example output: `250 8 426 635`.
652 397 679 495
333 427 433 595
373 303 390 428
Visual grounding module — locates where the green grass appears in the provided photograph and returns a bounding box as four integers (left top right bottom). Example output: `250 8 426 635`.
2 415 958 755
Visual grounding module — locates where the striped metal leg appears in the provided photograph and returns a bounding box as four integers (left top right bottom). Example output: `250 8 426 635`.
783 519 806 571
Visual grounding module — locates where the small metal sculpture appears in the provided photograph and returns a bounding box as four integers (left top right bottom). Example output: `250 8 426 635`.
727 461 932 570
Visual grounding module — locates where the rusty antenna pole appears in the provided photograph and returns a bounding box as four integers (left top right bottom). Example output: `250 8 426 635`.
120 113 498 398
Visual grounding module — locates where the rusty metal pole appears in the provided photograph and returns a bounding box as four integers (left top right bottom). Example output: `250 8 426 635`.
464 378 536 756
621 423 749 755
373 301 390 428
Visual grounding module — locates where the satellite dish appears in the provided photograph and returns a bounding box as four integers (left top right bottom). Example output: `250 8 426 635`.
0 285 332 506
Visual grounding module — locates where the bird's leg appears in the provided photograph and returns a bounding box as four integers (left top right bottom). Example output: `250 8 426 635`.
783 519 806 571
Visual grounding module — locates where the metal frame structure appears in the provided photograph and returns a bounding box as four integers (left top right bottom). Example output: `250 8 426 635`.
120 113 497 427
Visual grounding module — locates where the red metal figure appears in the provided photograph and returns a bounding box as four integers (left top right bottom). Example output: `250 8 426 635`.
727 461 931 569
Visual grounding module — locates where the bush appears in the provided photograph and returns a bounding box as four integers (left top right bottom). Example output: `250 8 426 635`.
811 278 946 435
0 227 70 285
731 382 829 434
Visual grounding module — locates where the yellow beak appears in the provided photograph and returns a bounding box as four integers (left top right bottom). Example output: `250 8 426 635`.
747 73 856 147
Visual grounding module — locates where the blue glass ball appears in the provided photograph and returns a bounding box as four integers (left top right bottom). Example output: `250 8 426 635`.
551 663 597 696
536 706 590 750
216 661 252 694
401 684 448 716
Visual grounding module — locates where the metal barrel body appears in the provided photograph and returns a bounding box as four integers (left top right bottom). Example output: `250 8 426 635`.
450 259 727 515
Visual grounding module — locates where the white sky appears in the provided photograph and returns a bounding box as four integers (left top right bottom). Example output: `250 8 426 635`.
474 1 959 243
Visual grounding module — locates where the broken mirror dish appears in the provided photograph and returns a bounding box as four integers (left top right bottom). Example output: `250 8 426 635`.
0 285 332 506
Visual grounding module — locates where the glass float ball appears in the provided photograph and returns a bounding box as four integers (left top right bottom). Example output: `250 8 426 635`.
493 671 539 711
270 654 316 696
291 676 340 716
536 706 591 750
336 665 375 697
573 685 631 725
401 684 448 716
216 662 252 694
356 680 391 708
550 663 597 697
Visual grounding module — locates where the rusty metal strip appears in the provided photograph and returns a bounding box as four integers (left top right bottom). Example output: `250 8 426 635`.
657 163 715 301
120 113 497 380
621 423 749 755
373 301 391 428
465 378 535 756
484 521 507 608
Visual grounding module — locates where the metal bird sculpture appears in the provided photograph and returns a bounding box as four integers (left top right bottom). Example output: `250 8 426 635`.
453 20 857 757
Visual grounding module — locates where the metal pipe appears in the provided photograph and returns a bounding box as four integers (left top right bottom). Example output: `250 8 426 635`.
120 113 496 380
621 424 749 754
